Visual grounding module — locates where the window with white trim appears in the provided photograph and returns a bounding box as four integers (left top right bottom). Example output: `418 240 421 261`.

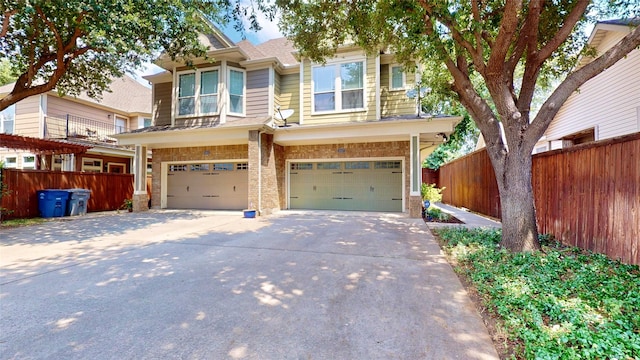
23 155 36 169
312 60 365 113
390 65 405 90
3 156 17 168
82 157 102 173
176 68 220 117
0 104 15 134
228 68 245 115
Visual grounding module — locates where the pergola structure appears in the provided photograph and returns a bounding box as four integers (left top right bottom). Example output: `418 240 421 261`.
1 133 91 155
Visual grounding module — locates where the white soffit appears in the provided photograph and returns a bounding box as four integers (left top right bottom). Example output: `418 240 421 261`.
274 118 459 146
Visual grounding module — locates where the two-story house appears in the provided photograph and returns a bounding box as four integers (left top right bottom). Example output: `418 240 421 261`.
114 24 460 216
534 18 640 153
0 75 151 173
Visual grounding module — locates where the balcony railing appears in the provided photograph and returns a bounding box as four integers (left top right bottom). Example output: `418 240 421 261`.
45 115 129 144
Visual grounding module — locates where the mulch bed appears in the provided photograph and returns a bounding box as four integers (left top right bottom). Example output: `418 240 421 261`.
422 214 464 224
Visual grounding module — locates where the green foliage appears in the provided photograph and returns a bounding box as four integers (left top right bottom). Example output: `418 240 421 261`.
421 183 444 203
425 207 450 221
435 227 640 359
0 59 16 86
424 115 479 169
0 0 265 110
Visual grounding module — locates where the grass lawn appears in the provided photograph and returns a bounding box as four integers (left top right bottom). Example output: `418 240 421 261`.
434 227 640 359
0 217 48 228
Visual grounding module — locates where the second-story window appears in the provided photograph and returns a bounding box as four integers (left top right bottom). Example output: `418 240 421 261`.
390 65 405 90
228 69 245 115
178 73 196 116
0 104 15 134
200 70 218 114
312 60 365 113
177 68 220 117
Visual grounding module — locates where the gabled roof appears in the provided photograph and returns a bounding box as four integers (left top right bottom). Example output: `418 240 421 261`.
236 37 298 67
0 75 151 115
579 17 639 67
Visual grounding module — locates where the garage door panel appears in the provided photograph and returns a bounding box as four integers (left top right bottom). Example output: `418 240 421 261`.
167 163 248 210
290 161 402 212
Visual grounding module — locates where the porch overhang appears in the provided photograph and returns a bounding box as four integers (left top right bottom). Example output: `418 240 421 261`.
273 116 461 148
112 122 272 149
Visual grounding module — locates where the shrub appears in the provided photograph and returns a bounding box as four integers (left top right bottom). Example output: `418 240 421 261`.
421 183 445 203
434 227 640 359
425 207 451 221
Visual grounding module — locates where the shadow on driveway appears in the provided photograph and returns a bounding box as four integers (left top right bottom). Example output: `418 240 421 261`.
0 210 498 360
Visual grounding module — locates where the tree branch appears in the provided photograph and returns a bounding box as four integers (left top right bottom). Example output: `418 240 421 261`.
536 0 590 63
487 0 523 72
515 0 543 114
471 0 483 62
418 0 487 75
1 9 17 38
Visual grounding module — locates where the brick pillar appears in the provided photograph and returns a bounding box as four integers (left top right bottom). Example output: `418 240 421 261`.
409 195 422 218
248 130 260 212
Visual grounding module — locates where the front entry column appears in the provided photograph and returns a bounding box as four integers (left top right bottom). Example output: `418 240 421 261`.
409 134 422 218
132 144 148 212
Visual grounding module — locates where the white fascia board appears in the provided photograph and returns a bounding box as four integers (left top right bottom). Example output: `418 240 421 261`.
113 125 263 148
143 71 172 84
274 117 460 146
87 146 135 157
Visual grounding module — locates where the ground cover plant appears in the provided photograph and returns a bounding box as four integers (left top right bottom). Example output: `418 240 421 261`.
434 227 640 359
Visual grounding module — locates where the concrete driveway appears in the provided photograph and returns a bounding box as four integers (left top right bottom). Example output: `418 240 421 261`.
0 210 498 360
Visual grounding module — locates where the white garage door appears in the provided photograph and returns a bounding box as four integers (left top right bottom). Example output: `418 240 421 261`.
289 160 403 212
167 162 248 210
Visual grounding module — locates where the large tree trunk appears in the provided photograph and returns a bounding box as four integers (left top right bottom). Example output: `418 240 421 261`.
493 150 541 252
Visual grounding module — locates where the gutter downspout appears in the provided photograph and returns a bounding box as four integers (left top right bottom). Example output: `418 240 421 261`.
258 130 263 215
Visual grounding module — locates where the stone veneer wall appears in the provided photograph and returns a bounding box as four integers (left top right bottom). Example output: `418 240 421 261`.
248 131 281 215
259 133 281 214
150 145 249 208
281 141 411 212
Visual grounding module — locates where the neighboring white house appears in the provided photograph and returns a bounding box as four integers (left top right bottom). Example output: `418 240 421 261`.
534 18 640 153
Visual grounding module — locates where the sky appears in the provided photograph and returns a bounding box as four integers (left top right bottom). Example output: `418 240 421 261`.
134 10 284 84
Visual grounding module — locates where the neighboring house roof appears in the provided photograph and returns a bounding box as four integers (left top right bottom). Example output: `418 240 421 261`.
74 75 151 114
598 18 640 26
578 17 639 67
0 75 151 115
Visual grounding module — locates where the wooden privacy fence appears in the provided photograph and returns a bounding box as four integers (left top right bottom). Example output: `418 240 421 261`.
438 132 640 265
1 169 134 219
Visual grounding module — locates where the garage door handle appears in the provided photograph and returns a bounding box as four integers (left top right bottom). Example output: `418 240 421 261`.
233 186 236 192
186 186 189 192
370 186 374 192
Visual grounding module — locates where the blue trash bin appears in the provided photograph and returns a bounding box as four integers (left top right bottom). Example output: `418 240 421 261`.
37 190 70 218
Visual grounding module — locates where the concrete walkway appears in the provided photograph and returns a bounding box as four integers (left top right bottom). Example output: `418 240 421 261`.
425 203 502 229
0 210 498 360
